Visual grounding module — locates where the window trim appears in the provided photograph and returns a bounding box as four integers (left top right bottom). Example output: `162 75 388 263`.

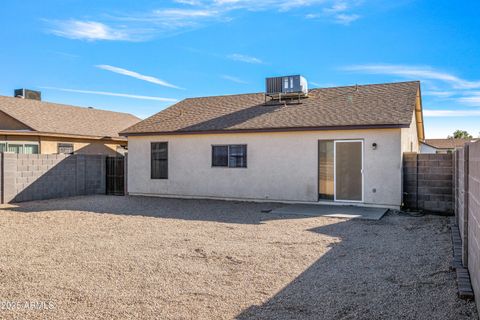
211 144 247 168
151 142 169 179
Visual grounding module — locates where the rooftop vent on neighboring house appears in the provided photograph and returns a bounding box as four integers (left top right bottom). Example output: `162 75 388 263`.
14 89 41 101
265 75 308 102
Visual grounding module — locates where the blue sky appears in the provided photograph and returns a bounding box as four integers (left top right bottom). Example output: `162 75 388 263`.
1 0 479 138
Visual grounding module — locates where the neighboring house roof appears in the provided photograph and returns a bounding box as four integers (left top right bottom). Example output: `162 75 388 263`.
121 81 422 136
0 95 140 139
423 138 476 149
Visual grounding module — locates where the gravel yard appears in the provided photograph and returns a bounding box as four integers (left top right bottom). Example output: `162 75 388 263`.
0 195 477 319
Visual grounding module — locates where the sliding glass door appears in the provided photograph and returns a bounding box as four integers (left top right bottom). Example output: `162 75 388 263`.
318 140 334 200
319 140 363 202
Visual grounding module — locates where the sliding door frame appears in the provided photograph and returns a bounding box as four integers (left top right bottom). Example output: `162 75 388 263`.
333 139 364 203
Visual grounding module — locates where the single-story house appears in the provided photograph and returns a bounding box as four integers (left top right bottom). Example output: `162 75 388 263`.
121 80 425 209
420 138 476 154
0 89 140 155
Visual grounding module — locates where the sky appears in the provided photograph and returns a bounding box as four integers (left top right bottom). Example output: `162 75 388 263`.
1 0 479 138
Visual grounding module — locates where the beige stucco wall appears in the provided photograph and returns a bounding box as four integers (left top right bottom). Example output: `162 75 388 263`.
39 137 122 156
127 129 404 207
400 110 420 153
0 134 125 156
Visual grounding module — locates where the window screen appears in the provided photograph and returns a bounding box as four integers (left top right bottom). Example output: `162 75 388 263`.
0 143 6 152
58 143 74 154
7 144 23 154
151 142 168 179
212 145 247 168
228 145 247 168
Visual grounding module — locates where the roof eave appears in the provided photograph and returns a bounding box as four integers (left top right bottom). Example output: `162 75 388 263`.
415 84 425 142
0 130 127 141
120 124 409 137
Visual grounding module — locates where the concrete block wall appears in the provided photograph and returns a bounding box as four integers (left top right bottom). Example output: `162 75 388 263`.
0 153 106 203
2 153 18 203
467 142 480 315
403 152 454 213
454 141 480 314
457 147 469 265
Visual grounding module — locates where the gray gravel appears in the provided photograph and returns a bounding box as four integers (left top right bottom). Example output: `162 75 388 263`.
0 195 477 320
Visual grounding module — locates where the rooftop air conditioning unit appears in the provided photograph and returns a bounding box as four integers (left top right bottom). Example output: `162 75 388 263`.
14 89 41 101
265 75 308 100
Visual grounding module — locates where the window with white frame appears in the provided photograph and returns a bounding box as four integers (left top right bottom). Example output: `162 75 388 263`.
0 142 39 154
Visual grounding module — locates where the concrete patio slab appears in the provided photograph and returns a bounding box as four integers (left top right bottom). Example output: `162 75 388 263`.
270 204 388 220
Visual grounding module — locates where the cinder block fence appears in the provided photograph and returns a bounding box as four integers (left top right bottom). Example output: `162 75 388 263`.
0 153 106 204
403 152 454 214
454 141 480 314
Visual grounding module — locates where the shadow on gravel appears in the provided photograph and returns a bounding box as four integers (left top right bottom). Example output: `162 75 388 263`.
2 196 477 319
236 215 478 320
3 195 372 225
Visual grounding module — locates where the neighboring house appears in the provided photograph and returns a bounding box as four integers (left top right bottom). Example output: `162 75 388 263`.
420 138 477 154
0 90 140 155
121 79 424 209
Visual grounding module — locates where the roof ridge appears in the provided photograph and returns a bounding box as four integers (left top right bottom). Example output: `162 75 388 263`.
310 80 420 90
426 138 474 141
0 95 140 118
182 80 420 100
0 95 141 137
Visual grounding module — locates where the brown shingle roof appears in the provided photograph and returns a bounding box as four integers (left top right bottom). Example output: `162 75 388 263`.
0 96 140 138
424 138 476 149
121 81 420 135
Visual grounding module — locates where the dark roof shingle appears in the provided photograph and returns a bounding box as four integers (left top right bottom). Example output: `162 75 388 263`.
121 81 420 135
0 96 140 138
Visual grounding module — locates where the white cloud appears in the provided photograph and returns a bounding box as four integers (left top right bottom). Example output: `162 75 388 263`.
342 64 480 89
323 2 348 13
424 109 480 117
457 93 480 107
227 53 263 64
41 87 178 102
210 0 326 11
342 63 480 116
305 13 320 19
309 81 337 87
221 75 248 84
46 20 146 41
96 65 183 89
174 0 203 5
46 1 364 41
155 8 218 17
305 1 360 25
334 13 360 25
422 90 457 98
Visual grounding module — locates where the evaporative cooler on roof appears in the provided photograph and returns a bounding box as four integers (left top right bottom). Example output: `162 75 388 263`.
265 75 308 101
